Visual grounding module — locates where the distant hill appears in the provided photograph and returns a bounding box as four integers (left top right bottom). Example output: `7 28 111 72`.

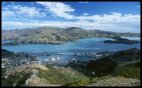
104 36 140 44
2 26 140 44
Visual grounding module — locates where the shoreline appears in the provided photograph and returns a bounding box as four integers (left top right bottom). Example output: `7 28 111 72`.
2 36 140 46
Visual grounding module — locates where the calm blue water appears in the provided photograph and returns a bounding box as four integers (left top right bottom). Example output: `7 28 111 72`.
2 37 140 63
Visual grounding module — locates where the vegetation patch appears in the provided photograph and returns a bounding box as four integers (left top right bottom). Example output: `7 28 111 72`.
114 61 140 79
37 64 88 85
2 69 30 86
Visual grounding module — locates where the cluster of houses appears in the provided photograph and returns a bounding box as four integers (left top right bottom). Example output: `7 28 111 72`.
75 51 113 59
2 53 41 70
1 50 114 69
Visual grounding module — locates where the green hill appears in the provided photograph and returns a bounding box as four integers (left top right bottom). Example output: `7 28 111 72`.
68 48 140 79
2 26 140 44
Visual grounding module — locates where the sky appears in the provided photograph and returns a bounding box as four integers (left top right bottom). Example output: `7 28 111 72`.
2 1 140 33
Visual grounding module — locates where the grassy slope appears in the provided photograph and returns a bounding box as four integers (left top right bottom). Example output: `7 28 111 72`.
2 63 89 86
2 68 31 86
114 60 140 79
88 75 140 87
68 48 140 79
38 64 89 85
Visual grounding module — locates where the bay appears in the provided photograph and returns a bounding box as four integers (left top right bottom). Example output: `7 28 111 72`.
2 37 140 64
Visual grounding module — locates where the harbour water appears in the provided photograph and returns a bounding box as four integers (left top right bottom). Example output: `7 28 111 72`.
2 37 140 64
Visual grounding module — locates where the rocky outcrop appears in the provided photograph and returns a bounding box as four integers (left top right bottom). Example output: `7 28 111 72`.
25 69 49 86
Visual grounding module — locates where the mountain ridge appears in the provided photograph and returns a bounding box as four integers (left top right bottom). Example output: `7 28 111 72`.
2 26 140 44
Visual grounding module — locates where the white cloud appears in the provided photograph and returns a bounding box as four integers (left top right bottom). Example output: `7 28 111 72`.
2 2 140 33
2 4 46 19
2 10 15 18
14 5 41 18
75 12 140 25
36 2 75 19
2 12 140 33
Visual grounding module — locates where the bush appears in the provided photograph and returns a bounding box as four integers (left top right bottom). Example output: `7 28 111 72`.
115 61 140 79
64 79 90 86
85 57 118 77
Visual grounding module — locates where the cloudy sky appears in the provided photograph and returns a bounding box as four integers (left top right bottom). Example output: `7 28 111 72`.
2 1 140 33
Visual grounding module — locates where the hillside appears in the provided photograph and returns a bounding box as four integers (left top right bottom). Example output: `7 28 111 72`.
2 26 140 44
2 63 89 86
2 48 140 87
1 49 88 86
88 76 140 87
68 48 140 78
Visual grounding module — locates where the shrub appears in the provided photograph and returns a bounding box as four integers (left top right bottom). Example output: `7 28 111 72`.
64 79 90 86
115 61 140 79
